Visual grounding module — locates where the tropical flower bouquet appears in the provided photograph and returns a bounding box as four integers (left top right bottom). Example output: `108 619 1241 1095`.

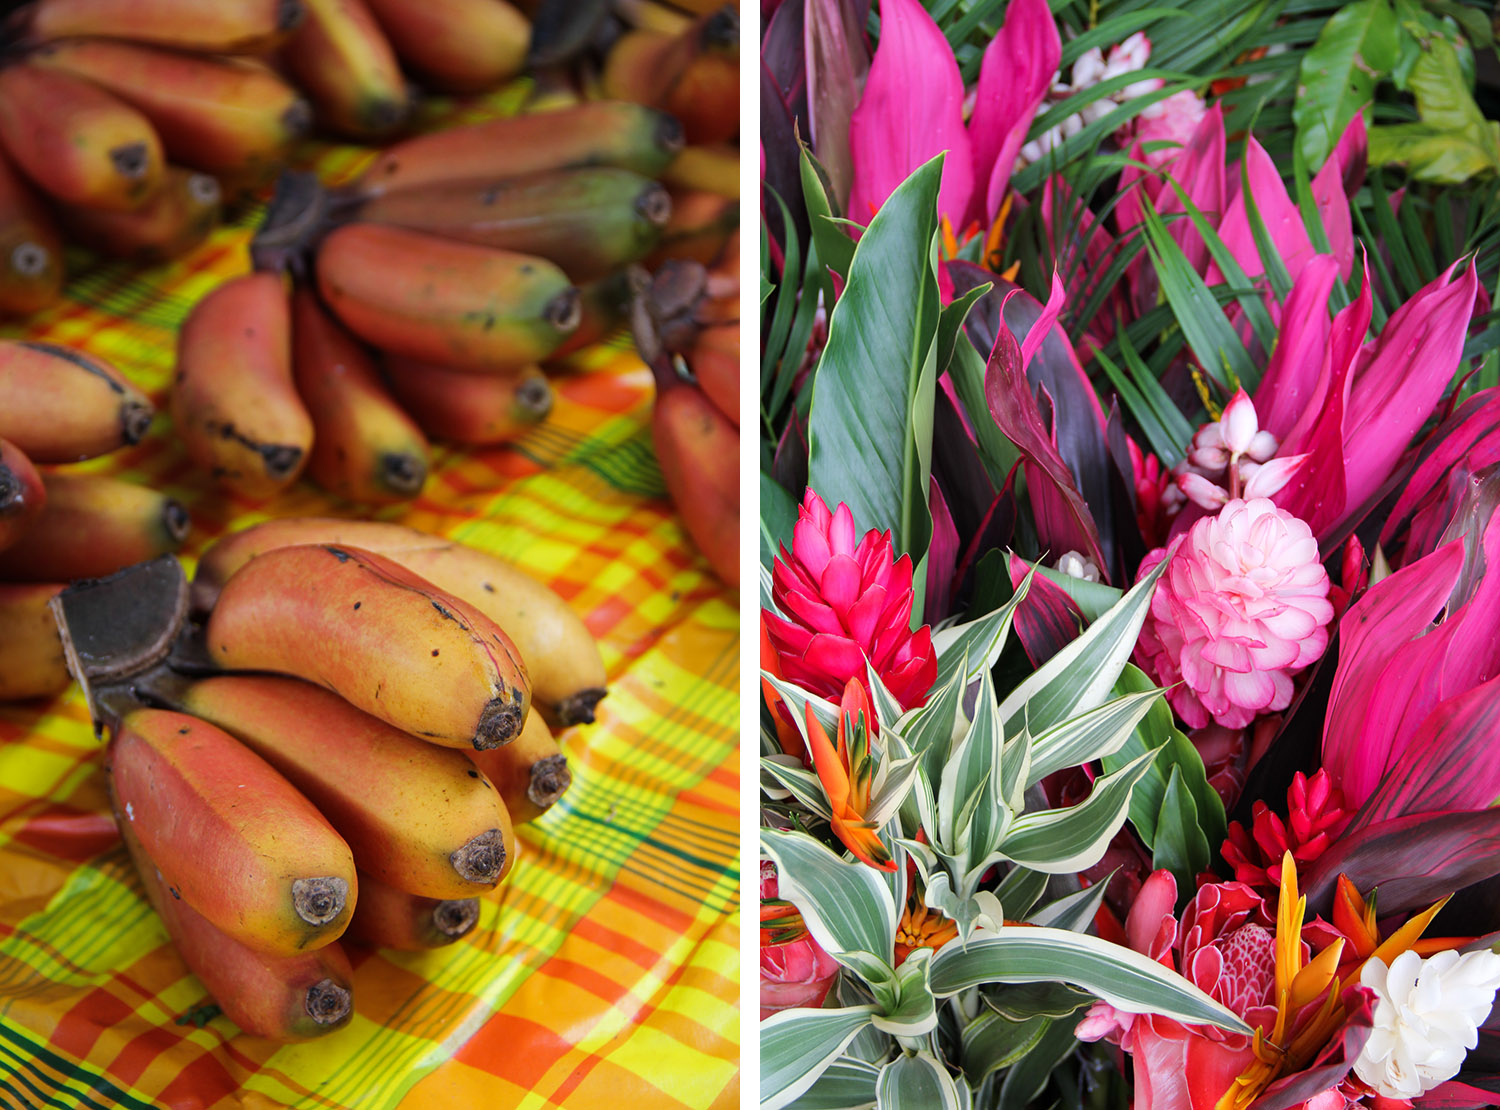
759 1 1500 1107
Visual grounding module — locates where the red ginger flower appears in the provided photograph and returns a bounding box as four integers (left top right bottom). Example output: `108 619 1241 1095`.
764 489 937 711
1223 770 1352 895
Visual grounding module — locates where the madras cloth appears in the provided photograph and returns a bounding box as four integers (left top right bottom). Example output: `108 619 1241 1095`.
0 81 740 1109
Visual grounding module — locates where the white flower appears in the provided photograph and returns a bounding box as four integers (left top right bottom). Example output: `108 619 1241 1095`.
1353 948 1500 1099
1056 551 1101 582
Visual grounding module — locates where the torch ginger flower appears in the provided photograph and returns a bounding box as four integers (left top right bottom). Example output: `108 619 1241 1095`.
764 490 937 712
1135 498 1334 730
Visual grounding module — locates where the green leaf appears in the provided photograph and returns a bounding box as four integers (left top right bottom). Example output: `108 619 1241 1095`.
803 147 856 279
928 927 1251 1033
807 155 944 570
930 580 1027 693
947 336 1021 486
761 473 800 569
763 1006 881 1110
936 283 991 377
875 1051 964 1110
981 981 1093 1021
1369 33 1500 183
1293 0 1399 170
1025 689 1165 789
1152 765 1213 890
998 749 1157 873
1027 873 1113 933
961 1013 1049 1089
762 828 898 963
785 1057 881 1110
997 557 1166 741
870 949 939 1037
1014 559 1125 622
1100 665 1227 852
762 756 835 821
993 864 1048 921
997 1016 1077 1110
1138 198 1259 392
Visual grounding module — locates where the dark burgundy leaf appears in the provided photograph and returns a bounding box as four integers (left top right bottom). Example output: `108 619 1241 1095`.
762 0 807 113
932 382 997 542
1251 987 1373 1110
1304 808 1500 917
1007 553 1085 666
955 482 1018 608
1106 401 1147 581
760 60 807 252
773 406 809 496
926 478 959 624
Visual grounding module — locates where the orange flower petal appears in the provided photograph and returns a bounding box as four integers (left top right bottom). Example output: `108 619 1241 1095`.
806 701 852 814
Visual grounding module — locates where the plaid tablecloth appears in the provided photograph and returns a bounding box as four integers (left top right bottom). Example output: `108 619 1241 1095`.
0 82 740 1109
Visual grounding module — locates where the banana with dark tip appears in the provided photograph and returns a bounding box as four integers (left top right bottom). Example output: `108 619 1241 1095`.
31 40 312 182
174 675 516 897
351 168 672 283
204 544 532 749
362 0 527 94
351 100 684 198
316 224 581 374
292 287 430 504
468 711 571 825
548 270 641 362
58 167 221 264
14 0 307 53
0 64 162 211
0 437 46 553
0 583 68 702
284 0 410 139
346 871 480 951
0 341 154 463
646 189 737 267
113 795 355 1042
383 357 552 447
0 152 62 316
172 272 313 497
0 472 188 582
110 708 356 957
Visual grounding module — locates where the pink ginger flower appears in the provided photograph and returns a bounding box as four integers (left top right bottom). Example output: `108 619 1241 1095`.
1125 88 1209 169
764 489 938 711
1077 872 1279 1109
760 861 840 1019
1222 770 1353 895
1135 498 1334 730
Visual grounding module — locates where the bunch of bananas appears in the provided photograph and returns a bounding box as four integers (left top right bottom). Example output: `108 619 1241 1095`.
172 95 735 509
80 516 605 1040
0 341 191 701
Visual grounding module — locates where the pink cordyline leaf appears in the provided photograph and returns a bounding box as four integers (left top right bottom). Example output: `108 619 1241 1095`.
1339 259 1479 521
1349 670 1500 833
1021 270 1067 373
1253 253 1340 442
1210 136 1318 287
983 290 1107 573
1309 154 1354 279
1154 103 1227 274
805 0 868 211
1382 390 1500 562
1330 112 1368 197
1006 553 1086 666
847 0 973 224
1321 539 1465 807
966 0 1060 226
925 476 959 624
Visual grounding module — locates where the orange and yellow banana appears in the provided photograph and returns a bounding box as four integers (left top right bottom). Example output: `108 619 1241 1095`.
653 370 738 588
316 223 581 374
362 0 527 94
110 707 356 956
0 340 154 463
382 357 551 447
0 583 67 701
283 0 410 139
204 543 532 749
58 166 221 264
0 472 188 582
292 287 429 504
602 9 738 145
468 711 570 825
0 151 61 316
345 871 479 951
0 437 44 553
172 271 313 497
16 0 308 53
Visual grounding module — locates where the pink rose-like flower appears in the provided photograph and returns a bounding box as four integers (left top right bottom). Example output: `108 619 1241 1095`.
1135 498 1334 729
764 490 938 710
1077 872 1279 1110
760 862 841 1019
1127 89 1209 168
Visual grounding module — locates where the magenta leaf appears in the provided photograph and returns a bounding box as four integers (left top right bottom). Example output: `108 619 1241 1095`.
1254 253 1339 442
1340 260 1480 521
1330 112 1368 197
847 0 973 225
1303 808 1500 916
925 476 960 624
1309 153 1353 279
1007 553 1085 666
982 291 1107 574
1382 390 1500 562
1209 136 1315 287
965 0 1059 226
1349 672 1500 832
1321 539 1465 806
1154 102 1227 274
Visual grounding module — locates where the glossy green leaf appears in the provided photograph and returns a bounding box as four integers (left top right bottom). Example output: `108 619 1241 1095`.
947 337 1021 486
1152 765 1213 889
960 1012 1049 1088
763 1005 881 1110
931 578 1027 693
997 1016 1076 1110
1293 0 1398 169
807 155 943 570
1369 33 1500 183
762 473 800 570
928 927 1250 1032
762 827 898 962
803 146 856 279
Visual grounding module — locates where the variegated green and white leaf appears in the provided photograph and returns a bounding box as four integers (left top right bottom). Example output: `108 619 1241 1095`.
930 580 1028 690
870 948 938 1037
833 978 892 1065
1027 872 1113 932
762 828 898 961
762 1005 881 1110
929 927 1250 1033
874 1050 964 1110
866 732 922 829
865 661 906 735
999 732 1030 816
997 750 1158 873
763 755 835 818
997 557 1166 740
898 663 969 817
960 1012 1050 1088
1014 557 1124 620
842 950 898 999
761 562 776 612
994 864 1048 920
959 672 1008 858
764 672 840 738
1025 688 1166 788
784 1057 882 1110
981 980 1093 1020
